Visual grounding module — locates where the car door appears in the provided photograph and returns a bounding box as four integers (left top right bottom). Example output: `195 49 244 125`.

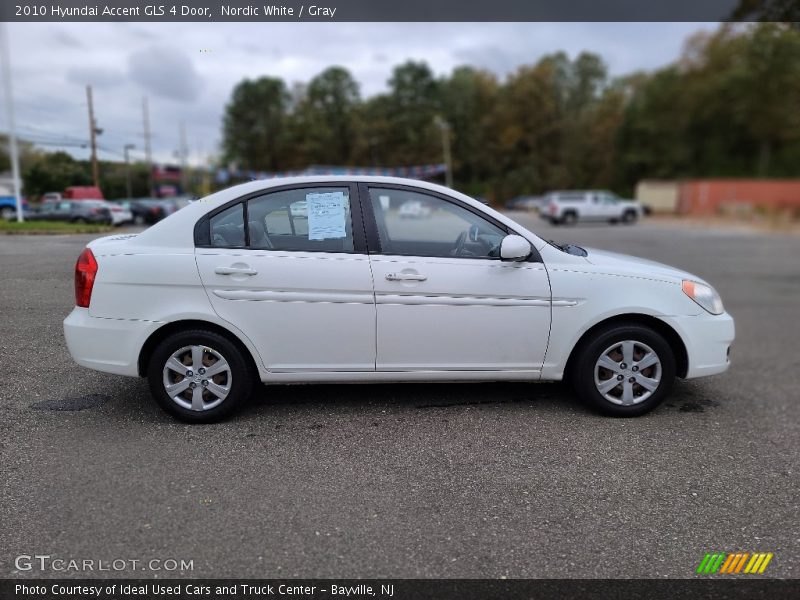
55 201 73 221
194 183 376 372
582 192 603 220
598 192 621 218
361 184 551 373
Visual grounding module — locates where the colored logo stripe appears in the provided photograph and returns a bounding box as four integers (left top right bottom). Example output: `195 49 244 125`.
697 552 773 574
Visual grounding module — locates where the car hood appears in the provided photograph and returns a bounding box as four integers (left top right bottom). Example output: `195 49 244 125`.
583 247 702 284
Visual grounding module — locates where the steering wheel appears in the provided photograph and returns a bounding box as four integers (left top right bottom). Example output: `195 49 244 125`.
452 230 467 257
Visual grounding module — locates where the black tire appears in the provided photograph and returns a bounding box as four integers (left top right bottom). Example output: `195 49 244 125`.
147 329 255 423
571 323 675 417
621 210 638 224
0 206 15 220
561 211 577 226
73 217 88 224
134 215 145 225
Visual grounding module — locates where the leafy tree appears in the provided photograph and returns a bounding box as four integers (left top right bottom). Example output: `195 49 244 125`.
222 77 290 171
385 61 442 165
440 66 499 194
22 151 92 198
297 66 361 165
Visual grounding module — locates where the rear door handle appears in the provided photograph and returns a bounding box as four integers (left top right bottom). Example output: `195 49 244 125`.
215 266 257 276
385 273 427 282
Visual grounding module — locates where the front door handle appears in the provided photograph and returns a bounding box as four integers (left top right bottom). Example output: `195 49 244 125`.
385 273 427 282
215 266 257 276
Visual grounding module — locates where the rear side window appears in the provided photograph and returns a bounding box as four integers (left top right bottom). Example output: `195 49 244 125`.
210 203 245 247
247 187 355 253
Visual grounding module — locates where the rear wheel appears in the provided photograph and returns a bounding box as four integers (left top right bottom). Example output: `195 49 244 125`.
0 206 15 220
622 210 637 224
571 324 675 417
147 329 254 423
561 211 577 226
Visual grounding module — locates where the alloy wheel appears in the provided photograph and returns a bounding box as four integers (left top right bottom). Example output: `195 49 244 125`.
162 345 232 411
593 340 662 405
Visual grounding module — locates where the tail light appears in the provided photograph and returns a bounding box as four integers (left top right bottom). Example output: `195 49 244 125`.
74 248 98 308
548 202 557 215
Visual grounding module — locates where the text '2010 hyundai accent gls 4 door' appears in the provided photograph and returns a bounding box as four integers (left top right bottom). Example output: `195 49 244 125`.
64 176 734 423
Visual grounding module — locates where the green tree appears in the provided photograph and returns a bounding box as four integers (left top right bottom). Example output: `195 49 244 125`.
299 66 361 165
385 61 442 165
440 66 499 195
222 77 290 172
22 151 91 198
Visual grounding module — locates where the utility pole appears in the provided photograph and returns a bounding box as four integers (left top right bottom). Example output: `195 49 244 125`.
142 96 153 196
123 143 135 198
1 23 23 222
434 116 453 188
86 85 101 188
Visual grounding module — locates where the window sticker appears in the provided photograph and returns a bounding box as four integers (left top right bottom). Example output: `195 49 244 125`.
307 191 347 240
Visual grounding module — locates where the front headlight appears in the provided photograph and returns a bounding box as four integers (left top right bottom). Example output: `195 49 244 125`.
682 280 724 315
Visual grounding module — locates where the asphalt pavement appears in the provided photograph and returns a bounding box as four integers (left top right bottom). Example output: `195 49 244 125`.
0 215 798 579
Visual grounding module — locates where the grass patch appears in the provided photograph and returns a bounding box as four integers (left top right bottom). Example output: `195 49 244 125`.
0 220 115 235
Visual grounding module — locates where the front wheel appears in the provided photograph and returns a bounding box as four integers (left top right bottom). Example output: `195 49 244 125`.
621 210 638 224
147 329 254 423
571 324 675 417
0 206 15 220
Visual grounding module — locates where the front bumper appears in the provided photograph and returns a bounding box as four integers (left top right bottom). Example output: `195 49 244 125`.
64 307 162 377
661 311 735 379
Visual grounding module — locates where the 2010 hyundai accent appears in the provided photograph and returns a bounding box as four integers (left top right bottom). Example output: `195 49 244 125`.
64 177 734 423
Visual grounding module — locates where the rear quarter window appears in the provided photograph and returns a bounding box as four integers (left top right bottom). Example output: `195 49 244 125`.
209 203 245 247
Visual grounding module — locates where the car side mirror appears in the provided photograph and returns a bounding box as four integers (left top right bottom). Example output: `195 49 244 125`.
500 234 531 261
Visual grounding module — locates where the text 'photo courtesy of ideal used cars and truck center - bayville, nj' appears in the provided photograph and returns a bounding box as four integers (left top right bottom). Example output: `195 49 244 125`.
1 1 799 599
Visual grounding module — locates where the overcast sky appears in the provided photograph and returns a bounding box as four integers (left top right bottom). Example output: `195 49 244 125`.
1 22 714 166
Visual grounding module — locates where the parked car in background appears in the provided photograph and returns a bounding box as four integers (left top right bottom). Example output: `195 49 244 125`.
41 192 62 203
506 195 544 211
0 196 26 220
289 199 308 218
398 199 432 218
0 178 28 220
124 197 194 225
104 201 134 226
543 191 643 225
28 200 112 224
124 199 169 225
63 176 733 423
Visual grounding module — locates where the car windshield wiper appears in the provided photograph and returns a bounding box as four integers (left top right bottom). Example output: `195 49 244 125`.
547 239 588 256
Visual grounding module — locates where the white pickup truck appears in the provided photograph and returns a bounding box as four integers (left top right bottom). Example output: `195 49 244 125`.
542 190 643 225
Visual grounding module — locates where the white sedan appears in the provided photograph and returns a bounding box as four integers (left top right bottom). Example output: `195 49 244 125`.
64 176 734 423
103 201 134 226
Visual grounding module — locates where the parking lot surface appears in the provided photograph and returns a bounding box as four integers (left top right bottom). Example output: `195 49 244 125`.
1 215 798 578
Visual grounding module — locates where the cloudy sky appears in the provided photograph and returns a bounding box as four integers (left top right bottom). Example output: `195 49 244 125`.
1 22 714 166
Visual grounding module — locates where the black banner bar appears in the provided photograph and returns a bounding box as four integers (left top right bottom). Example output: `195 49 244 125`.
3 579 800 600
0 0 793 23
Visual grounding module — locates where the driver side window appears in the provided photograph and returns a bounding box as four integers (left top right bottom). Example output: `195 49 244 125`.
368 187 506 259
